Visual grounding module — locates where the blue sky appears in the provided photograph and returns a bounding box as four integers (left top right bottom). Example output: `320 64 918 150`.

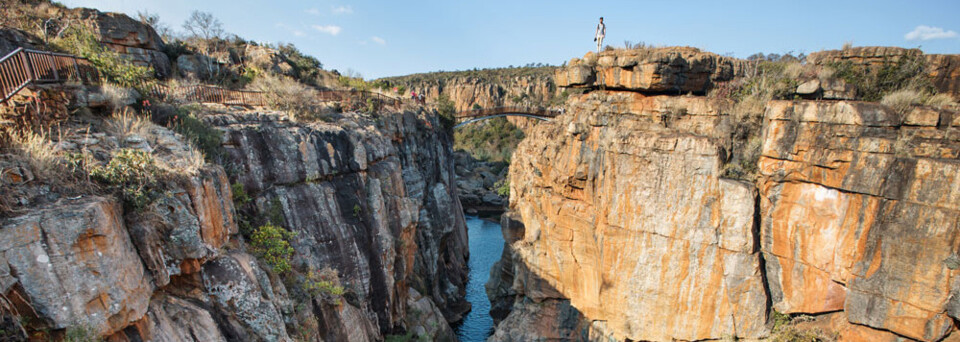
62 0 960 79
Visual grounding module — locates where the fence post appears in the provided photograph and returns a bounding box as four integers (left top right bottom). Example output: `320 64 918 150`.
19 49 34 82
46 53 59 82
72 58 81 83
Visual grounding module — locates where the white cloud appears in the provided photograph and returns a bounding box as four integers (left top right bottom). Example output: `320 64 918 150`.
371 36 386 45
276 23 307 37
306 7 321 15
312 25 342 36
332 5 353 14
905 25 958 41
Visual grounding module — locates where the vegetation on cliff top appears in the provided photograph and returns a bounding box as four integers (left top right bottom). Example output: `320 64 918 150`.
378 64 557 84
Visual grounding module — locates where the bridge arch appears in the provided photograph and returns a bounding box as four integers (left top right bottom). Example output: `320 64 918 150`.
454 113 553 128
452 106 562 129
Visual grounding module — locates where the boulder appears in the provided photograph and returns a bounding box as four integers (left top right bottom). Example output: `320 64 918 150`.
0 198 152 336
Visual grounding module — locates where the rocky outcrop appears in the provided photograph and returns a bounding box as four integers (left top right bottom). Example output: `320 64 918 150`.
454 151 507 211
556 47 748 94
808 46 960 98
0 28 41 56
492 91 769 341
759 100 960 341
0 197 152 336
64 7 172 77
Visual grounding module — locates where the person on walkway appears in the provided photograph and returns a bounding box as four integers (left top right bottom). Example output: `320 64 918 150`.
594 17 605 53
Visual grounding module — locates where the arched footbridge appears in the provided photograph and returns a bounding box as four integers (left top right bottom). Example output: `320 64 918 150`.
453 106 563 128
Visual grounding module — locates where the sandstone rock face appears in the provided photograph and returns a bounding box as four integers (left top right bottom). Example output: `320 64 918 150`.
207 109 468 333
68 7 172 77
759 100 960 341
556 47 748 94
495 91 769 341
128 167 237 287
0 197 152 336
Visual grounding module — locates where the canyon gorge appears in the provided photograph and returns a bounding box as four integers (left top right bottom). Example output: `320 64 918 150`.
1 2 960 342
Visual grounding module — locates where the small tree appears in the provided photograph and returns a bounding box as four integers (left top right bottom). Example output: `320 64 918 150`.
182 10 224 41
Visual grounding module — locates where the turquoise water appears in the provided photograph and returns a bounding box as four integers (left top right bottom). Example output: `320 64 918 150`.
453 215 505 342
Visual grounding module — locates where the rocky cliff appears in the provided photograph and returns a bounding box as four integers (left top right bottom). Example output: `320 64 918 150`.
490 47 960 342
378 68 563 113
0 99 467 341
208 107 470 336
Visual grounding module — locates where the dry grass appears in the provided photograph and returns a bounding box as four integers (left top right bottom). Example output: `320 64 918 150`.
881 89 923 114
250 73 332 121
155 146 205 177
924 93 957 109
105 109 154 146
8 130 65 180
101 83 137 110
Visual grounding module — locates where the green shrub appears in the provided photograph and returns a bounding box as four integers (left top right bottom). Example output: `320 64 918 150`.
303 267 345 304
90 149 161 210
436 94 457 131
352 204 361 218
232 182 251 206
171 108 225 162
495 178 510 197
250 223 297 274
63 325 101 342
454 116 524 163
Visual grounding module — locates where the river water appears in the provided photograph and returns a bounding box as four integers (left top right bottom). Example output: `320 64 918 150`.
453 215 505 342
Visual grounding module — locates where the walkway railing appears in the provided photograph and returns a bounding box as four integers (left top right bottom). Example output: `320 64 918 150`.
0 47 100 103
149 84 267 107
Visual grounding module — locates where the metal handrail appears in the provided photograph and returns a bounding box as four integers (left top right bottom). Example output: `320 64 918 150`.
0 47 100 104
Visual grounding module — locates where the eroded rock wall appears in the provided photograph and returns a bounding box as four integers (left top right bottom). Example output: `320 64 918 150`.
759 100 960 341
207 109 468 337
0 106 467 341
492 91 769 341
493 85 960 341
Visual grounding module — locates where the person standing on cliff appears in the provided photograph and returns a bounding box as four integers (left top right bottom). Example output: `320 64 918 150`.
594 17 605 53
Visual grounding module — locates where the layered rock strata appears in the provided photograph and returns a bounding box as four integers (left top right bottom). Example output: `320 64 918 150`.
555 47 748 94
759 100 960 341
492 86 960 341
492 91 769 341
